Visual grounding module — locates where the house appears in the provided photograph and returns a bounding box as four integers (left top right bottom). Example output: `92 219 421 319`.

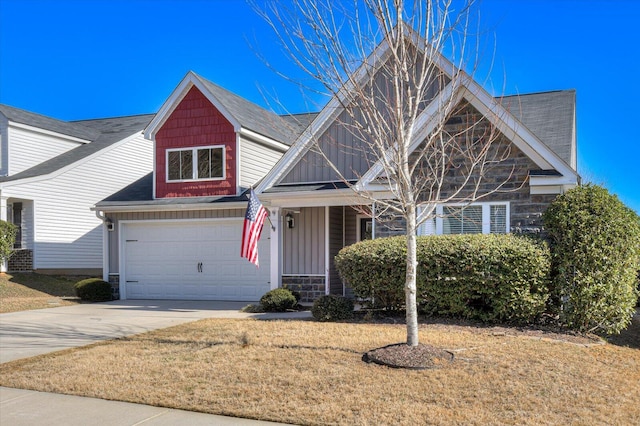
0 104 154 275
94 45 579 302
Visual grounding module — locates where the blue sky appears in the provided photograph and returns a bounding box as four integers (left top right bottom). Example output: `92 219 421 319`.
0 0 638 213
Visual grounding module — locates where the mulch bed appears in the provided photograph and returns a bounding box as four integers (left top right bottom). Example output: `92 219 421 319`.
363 343 454 369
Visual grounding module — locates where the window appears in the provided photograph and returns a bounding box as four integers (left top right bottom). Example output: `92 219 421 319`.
167 146 224 182
418 202 509 235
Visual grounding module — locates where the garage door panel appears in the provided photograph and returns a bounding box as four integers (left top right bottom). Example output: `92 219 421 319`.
123 220 270 301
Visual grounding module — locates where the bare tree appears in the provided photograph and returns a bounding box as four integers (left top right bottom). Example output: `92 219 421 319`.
257 0 515 346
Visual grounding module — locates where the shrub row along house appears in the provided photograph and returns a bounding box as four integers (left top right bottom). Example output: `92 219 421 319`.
1 38 579 302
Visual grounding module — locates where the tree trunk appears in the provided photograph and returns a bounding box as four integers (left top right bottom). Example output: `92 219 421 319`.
405 204 419 346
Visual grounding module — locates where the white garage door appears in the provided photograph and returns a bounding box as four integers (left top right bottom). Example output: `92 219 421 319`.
122 220 270 301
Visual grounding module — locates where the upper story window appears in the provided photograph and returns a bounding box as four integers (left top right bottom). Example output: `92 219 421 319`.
167 146 224 182
417 202 509 235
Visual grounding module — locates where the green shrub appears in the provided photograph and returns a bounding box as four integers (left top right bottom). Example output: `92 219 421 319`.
0 220 17 262
311 295 354 321
74 278 112 302
335 237 407 310
543 184 640 334
418 234 550 323
259 288 298 312
336 234 551 323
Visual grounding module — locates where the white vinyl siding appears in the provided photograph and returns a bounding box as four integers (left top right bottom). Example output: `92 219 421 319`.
239 137 285 189
418 202 509 235
7 126 83 175
1 133 152 269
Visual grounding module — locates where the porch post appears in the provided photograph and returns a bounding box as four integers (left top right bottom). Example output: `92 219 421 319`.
371 201 376 239
325 206 330 295
269 207 281 291
0 196 6 272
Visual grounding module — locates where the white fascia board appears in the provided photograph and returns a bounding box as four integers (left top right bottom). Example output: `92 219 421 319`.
0 131 145 188
530 175 579 187
144 72 242 140
239 128 289 152
530 185 563 195
91 200 249 213
261 189 368 208
8 121 91 144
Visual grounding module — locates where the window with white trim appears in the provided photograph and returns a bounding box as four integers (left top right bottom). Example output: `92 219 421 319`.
167 146 224 182
417 202 509 235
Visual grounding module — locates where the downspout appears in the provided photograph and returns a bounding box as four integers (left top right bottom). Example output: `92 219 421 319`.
95 210 110 282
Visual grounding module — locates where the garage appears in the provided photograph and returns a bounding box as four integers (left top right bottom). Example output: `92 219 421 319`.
120 219 271 301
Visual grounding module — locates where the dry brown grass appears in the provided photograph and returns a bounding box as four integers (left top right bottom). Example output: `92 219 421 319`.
1 318 638 425
0 273 79 313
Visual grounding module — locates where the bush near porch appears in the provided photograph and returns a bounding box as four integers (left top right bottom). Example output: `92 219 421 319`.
336 234 551 324
543 184 640 334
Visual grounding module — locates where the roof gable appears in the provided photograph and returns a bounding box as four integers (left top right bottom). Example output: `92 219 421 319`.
145 71 296 145
256 35 578 194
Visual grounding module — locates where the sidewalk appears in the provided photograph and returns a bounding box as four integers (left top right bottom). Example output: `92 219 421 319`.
0 387 292 426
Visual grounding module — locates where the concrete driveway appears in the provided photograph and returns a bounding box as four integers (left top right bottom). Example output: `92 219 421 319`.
0 300 311 363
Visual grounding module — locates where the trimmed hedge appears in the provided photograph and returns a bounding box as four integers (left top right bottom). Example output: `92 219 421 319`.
312 295 354 322
74 278 112 302
260 288 298 312
543 184 640 334
335 234 551 323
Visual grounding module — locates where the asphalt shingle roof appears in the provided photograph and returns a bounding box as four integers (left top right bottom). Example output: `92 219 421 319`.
501 90 576 167
193 73 299 145
0 113 154 183
0 104 99 141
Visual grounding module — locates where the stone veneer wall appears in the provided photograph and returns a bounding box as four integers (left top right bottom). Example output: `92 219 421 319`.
374 102 563 238
8 249 33 272
282 275 326 303
108 274 120 300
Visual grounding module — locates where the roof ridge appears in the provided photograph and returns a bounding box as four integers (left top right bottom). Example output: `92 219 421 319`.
71 112 156 122
501 89 576 99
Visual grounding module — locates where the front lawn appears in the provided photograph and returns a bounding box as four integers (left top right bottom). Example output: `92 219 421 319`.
1 318 638 425
0 273 79 313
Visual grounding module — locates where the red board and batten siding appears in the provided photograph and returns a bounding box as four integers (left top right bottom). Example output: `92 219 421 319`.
155 86 237 198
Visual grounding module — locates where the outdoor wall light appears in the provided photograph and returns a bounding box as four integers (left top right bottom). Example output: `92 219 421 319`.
285 213 295 229
105 218 115 232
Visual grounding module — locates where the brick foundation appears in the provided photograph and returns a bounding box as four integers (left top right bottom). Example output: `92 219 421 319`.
282 275 326 303
8 249 33 272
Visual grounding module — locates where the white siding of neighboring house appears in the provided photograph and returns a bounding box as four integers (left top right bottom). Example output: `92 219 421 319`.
238 137 285 189
0 117 7 175
2 133 152 270
7 125 84 176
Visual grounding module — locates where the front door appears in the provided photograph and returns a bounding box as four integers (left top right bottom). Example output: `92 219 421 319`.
359 217 372 241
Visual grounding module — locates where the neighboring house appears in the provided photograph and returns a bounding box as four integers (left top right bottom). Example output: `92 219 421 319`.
95 46 579 302
0 104 154 274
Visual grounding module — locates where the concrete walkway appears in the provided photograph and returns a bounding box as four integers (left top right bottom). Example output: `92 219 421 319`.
0 299 311 363
0 300 310 425
0 387 290 426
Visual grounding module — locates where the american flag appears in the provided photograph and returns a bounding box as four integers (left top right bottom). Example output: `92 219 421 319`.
241 188 268 267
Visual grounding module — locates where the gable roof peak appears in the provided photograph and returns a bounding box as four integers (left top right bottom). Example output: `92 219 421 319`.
145 71 297 146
